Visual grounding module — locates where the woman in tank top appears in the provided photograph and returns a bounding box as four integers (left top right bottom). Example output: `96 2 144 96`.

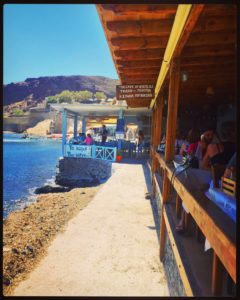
202 121 235 169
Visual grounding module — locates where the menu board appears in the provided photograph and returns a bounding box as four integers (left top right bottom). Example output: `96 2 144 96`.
116 84 155 100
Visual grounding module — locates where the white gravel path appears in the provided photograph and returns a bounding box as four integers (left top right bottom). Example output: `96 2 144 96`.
13 162 169 296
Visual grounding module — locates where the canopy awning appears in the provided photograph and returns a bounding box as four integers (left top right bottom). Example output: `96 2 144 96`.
96 4 236 109
50 103 151 117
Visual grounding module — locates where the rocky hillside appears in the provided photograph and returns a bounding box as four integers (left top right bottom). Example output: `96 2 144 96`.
4 75 119 106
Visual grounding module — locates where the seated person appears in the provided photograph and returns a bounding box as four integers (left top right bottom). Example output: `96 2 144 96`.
195 126 215 165
84 133 94 145
157 133 166 153
202 121 236 169
175 129 185 154
78 133 86 143
179 128 200 156
176 128 201 233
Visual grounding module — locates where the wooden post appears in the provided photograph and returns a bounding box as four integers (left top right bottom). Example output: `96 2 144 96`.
74 113 78 139
159 57 180 261
212 251 224 296
150 109 156 161
153 95 164 173
159 171 170 261
176 194 182 219
62 109 67 157
165 57 180 162
151 108 156 180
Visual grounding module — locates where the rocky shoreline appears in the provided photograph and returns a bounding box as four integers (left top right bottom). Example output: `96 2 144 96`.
3 185 102 296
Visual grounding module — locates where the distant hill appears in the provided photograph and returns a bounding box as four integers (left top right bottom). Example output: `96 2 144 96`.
3 75 119 106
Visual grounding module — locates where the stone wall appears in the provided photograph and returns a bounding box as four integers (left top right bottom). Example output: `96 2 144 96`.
153 181 186 297
55 157 112 187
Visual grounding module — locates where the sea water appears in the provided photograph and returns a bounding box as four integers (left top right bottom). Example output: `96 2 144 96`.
3 133 62 219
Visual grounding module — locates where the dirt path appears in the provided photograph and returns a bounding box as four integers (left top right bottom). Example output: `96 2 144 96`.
12 162 169 296
3 186 101 295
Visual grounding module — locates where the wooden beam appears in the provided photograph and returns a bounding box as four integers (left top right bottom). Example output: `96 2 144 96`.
151 107 157 174
119 67 160 75
165 57 180 162
173 5 204 57
121 74 158 80
150 4 192 108
160 58 180 262
114 48 165 60
176 194 182 219
96 5 123 82
122 78 156 84
159 172 170 261
100 4 177 20
111 36 169 50
153 95 164 172
116 59 162 68
150 109 156 160
106 19 174 37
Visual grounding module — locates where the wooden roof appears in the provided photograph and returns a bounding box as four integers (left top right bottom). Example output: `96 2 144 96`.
179 4 236 107
97 4 236 108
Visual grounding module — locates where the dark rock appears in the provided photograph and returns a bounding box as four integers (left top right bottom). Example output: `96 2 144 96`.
34 185 71 194
3 276 11 286
21 249 28 255
55 157 111 188
26 245 34 253
12 248 19 254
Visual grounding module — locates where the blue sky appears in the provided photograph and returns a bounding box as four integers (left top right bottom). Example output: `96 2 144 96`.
3 4 118 84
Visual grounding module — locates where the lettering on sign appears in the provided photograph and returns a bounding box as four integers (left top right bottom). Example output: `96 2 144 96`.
116 84 155 100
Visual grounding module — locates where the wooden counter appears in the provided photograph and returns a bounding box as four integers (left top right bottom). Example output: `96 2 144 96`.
155 152 236 283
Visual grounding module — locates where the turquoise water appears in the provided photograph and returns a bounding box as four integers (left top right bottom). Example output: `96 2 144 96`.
3 133 62 219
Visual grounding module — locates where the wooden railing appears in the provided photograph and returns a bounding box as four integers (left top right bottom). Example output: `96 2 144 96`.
153 151 236 295
64 144 117 162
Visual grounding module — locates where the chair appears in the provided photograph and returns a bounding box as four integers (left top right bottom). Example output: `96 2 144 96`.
221 177 236 196
211 164 226 188
210 167 236 295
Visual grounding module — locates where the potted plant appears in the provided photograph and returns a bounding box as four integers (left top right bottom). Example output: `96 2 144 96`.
116 149 123 162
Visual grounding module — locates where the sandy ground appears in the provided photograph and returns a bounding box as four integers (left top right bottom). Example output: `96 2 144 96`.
3 186 101 296
11 162 169 296
26 119 52 136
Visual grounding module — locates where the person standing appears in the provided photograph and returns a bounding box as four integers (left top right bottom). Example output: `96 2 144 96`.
84 134 94 145
137 130 145 157
101 125 108 144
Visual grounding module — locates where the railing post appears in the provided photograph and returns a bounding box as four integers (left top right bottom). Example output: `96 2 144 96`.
82 116 86 133
160 57 180 262
92 145 96 159
74 113 78 139
62 109 67 157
